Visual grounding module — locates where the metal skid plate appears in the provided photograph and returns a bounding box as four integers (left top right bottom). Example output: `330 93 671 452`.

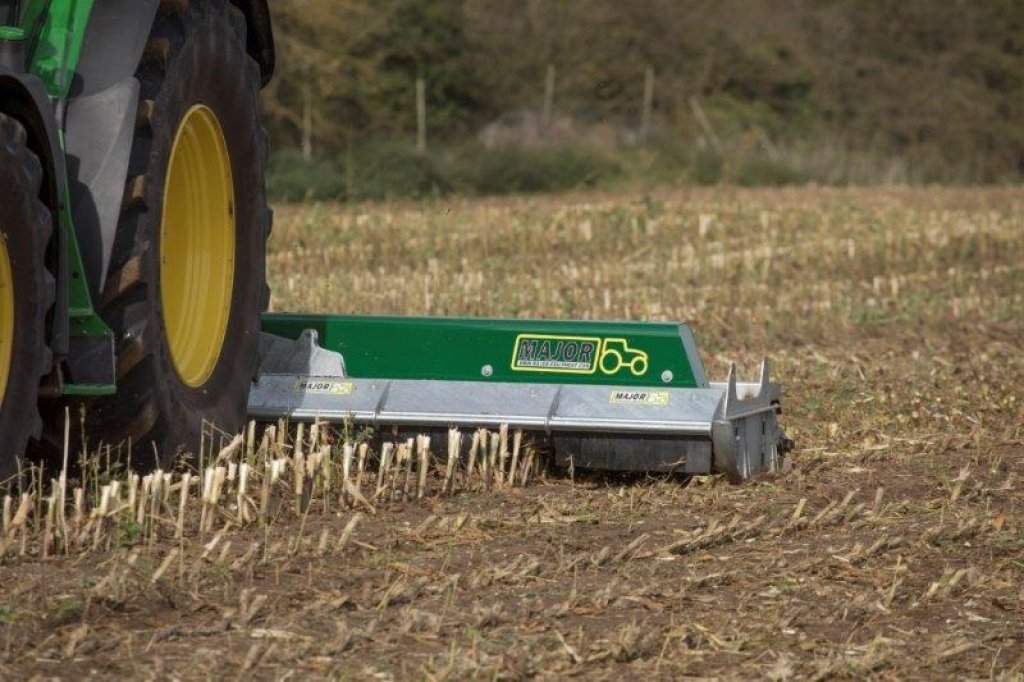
248 373 725 436
249 322 790 481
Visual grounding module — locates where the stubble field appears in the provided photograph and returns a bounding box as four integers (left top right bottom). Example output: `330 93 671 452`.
1 187 1022 679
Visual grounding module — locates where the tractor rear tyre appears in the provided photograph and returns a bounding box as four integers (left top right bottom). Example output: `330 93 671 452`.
90 0 270 465
0 113 55 481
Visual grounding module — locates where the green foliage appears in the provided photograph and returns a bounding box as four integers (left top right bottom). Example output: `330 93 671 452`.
267 149 346 202
363 1 485 134
349 142 451 200
690 149 724 186
267 142 623 201
448 144 622 195
735 157 808 187
119 520 143 547
268 144 448 201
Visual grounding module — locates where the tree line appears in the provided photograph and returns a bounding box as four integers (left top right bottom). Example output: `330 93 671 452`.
264 0 1024 187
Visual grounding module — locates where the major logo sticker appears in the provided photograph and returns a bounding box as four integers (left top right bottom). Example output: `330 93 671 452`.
609 390 669 406
511 334 601 374
511 334 650 377
293 379 354 395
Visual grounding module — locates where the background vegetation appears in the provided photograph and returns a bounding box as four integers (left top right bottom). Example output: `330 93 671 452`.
264 0 1024 198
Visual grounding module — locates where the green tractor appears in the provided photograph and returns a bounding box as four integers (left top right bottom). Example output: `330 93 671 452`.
1 1 790 482
0 0 273 477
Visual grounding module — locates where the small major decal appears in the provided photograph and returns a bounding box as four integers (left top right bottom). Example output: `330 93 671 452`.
293 379 354 395
609 390 669 406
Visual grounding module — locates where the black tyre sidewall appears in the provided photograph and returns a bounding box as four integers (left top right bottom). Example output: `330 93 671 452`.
144 7 265 453
92 1 268 462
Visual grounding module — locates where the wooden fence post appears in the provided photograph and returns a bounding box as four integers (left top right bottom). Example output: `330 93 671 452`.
416 77 427 155
641 65 654 139
543 64 556 129
302 74 313 162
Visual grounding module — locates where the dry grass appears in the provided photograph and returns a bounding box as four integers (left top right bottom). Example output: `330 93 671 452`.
1 186 1022 679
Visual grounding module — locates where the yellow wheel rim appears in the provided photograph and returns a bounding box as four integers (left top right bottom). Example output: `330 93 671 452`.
160 105 235 388
0 236 14 400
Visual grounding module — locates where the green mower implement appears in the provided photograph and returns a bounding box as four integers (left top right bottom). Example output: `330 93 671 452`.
0 0 790 481
250 315 792 481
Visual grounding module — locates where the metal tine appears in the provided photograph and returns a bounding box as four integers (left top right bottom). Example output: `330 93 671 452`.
758 358 771 394
723 363 738 416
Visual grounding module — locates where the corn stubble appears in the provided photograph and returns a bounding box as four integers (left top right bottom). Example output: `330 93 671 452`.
0 422 541 560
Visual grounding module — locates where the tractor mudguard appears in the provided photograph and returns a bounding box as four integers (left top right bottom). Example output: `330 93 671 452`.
64 0 157 298
64 76 139 300
71 0 159 98
0 67 70 357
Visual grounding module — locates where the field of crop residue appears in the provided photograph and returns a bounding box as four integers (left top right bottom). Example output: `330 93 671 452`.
1 187 1022 679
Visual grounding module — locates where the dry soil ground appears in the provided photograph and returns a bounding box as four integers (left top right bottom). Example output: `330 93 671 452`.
1 187 1022 680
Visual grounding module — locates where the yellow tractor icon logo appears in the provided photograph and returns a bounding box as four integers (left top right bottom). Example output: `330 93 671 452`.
598 338 649 376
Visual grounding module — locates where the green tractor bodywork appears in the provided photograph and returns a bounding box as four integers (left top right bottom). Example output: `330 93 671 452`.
14 0 95 98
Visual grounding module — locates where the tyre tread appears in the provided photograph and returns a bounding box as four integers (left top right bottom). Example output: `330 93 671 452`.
0 112 56 474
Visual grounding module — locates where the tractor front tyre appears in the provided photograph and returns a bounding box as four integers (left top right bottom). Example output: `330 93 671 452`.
91 0 270 465
0 113 55 481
